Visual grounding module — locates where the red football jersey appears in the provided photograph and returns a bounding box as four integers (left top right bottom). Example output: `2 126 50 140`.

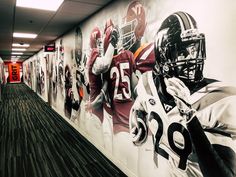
87 48 103 121
104 50 135 133
134 43 155 75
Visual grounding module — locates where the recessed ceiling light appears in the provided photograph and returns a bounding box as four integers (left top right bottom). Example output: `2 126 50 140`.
13 32 37 38
12 52 23 55
12 43 30 47
12 48 26 51
11 58 19 61
16 0 64 11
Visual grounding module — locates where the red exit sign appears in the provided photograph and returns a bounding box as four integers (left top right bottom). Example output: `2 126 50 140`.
44 45 55 52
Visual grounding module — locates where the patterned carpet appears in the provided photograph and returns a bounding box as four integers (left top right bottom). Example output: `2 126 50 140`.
0 83 127 177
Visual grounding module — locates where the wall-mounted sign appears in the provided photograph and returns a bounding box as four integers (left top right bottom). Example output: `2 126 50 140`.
44 44 55 52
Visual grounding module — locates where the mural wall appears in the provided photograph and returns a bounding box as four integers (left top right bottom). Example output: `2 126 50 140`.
23 51 47 101
23 0 236 176
0 57 5 102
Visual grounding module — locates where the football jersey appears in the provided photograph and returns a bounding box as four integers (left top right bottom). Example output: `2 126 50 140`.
133 43 155 77
87 48 103 122
104 49 135 134
134 71 236 177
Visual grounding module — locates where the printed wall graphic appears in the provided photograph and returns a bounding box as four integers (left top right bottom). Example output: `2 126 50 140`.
0 58 5 102
0 58 5 84
51 51 58 102
36 56 41 94
63 27 83 122
64 64 73 117
8 63 21 83
58 39 64 97
40 67 45 94
23 0 236 176
45 53 53 105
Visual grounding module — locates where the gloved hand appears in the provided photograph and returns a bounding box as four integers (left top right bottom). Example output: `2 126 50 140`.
110 26 119 48
165 77 196 122
129 99 148 146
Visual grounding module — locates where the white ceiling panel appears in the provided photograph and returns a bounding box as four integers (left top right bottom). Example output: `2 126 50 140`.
0 0 114 61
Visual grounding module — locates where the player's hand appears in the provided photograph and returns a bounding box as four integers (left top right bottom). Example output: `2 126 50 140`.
110 26 119 48
129 100 148 146
165 77 196 119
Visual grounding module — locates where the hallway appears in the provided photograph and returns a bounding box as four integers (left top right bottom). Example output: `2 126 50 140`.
0 83 126 177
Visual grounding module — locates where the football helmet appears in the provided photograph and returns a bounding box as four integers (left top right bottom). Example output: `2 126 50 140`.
120 1 146 50
154 11 206 84
90 26 103 55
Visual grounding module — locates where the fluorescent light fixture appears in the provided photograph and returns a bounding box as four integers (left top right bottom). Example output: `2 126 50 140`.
13 32 37 38
12 43 30 47
16 0 64 11
11 56 21 59
12 48 26 51
12 52 23 55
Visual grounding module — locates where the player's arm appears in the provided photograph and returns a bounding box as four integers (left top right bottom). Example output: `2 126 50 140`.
129 75 151 146
85 81 108 111
131 72 138 99
187 115 236 177
165 77 236 177
92 28 119 75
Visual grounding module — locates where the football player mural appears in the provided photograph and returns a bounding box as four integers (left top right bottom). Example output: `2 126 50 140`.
86 26 109 147
64 64 80 119
22 0 236 176
85 15 140 172
120 0 155 78
129 11 236 177
70 27 86 124
58 38 64 97
0 58 4 102
64 64 73 118
36 56 41 94
39 67 45 95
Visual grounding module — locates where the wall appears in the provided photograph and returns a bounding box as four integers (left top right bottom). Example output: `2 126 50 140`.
23 0 236 177
0 57 5 101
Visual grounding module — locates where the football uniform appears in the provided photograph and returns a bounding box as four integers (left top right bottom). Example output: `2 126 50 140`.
87 48 103 122
104 49 135 134
133 43 155 78
104 49 139 175
132 71 236 177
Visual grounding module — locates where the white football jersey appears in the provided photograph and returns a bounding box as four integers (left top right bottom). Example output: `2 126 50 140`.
134 71 236 177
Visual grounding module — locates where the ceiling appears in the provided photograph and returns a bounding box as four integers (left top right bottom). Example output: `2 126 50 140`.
0 0 113 62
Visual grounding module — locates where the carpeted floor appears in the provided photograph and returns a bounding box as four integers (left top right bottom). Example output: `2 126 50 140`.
0 83 127 177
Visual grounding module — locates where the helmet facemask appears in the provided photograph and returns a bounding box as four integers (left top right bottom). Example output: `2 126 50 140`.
120 19 137 50
155 13 206 85
165 35 206 84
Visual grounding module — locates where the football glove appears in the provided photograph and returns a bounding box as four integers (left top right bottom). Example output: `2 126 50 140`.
129 100 148 146
110 26 119 48
165 77 196 122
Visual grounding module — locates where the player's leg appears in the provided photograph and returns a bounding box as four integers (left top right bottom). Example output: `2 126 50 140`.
102 108 113 154
113 131 138 176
